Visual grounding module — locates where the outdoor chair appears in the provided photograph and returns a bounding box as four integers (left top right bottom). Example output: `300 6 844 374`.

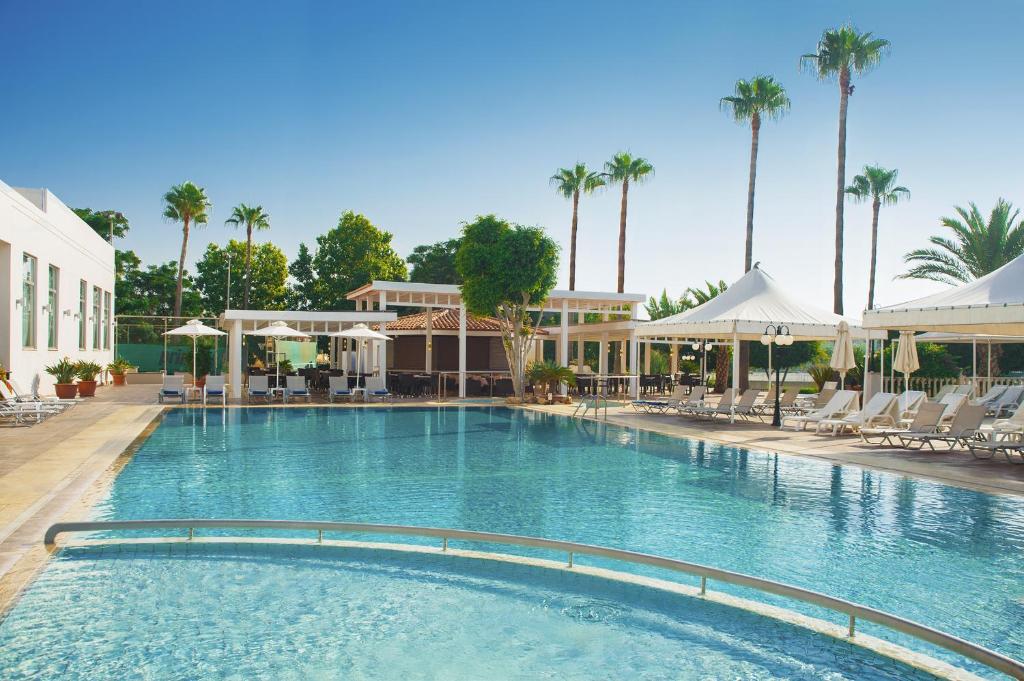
989 385 1024 418
203 376 227 406
823 380 838 391
781 390 858 431
815 392 898 436
670 385 707 414
898 404 987 451
681 388 734 417
9 379 78 409
984 403 1024 440
795 388 836 411
936 393 967 426
632 385 686 413
932 384 957 402
247 375 272 403
328 376 354 402
1 381 71 412
860 402 945 447
691 388 758 420
971 385 1006 410
754 387 799 416
0 400 55 426
896 390 927 420
284 375 311 403
954 384 974 398
967 439 1024 464
364 376 392 402
158 375 186 404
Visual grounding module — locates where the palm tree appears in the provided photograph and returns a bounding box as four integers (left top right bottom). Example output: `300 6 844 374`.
550 164 605 290
844 166 909 310
900 199 1023 285
603 152 654 293
225 203 271 308
720 76 791 272
645 289 685 320
163 182 211 317
802 26 890 314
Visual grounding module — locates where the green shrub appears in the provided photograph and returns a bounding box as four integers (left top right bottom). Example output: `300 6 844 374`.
45 357 78 384
74 361 104 382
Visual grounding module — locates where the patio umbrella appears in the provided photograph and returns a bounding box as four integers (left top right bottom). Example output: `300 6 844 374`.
829 320 857 389
163 319 226 386
246 321 311 386
893 330 920 391
329 324 392 388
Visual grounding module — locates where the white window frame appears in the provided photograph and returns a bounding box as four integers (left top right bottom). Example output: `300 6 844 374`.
22 253 37 349
92 285 101 350
79 280 87 350
47 265 59 350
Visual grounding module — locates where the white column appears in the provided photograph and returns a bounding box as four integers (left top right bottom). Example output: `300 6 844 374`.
379 291 387 310
598 334 608 375
643 341 651 374
670 344 678 375
342 340 349 376
378 340 388 386
731 332 740 422
629 331 640 399
559 300 569 396
576 312 584 369
229 319 242 400
425 307 433 372
458 303 467 398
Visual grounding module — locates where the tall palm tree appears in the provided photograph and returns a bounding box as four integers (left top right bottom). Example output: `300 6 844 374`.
550 164 605 290
900 199 1023 285
801 26 890 314
720 76 791 272
603 152 654 293
225 203 271 308
163 182 211 317
844 166 909 310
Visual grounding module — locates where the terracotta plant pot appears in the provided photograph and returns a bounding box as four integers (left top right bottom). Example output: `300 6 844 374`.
77 380 97 397
112 373 127 386
54 383 78 399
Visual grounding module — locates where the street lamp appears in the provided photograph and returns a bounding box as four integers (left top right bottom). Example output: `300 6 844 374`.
760 324 794 427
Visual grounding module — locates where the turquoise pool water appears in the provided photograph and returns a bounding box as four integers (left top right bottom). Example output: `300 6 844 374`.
4 406 1024 677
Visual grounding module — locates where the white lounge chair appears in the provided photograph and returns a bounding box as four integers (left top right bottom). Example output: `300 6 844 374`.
971 385 1006 410
364 376 392 402
671 386 707 414
990 385 1024 418
932 384 957 402
986 403 1024 440
899 404 987 451
682 388 735 417
896 390 927 420
0 400 55 425
8 379 78 409
158 375 186 404
936 392 967 426
284 375 311 403
860 402 945 446
782 390 858 431
0 381 65 414
203 376 227 405
632 385 687 413
755 387 800 416
816 392 898 435
247 375 271 403
328 376 354 403
953 384 974 398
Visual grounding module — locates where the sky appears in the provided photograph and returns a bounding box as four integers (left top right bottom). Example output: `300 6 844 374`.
3 0 1023 317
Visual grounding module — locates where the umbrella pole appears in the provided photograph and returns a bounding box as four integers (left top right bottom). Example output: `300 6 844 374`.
972 338 977 395
192 336 197 387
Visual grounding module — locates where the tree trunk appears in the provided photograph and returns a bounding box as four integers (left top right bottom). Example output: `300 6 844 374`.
616 179 629 293
833 68 850 315
174 217 190 317
244 223 254 309
868 197 880 310
715 345 731 393
569 190 580 291
738 116 760 391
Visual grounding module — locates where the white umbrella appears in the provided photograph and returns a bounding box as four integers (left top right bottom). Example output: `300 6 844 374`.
246 321 311 386
893 330 920 391
330 324 392 388
163 319 226 386
829 320 857 389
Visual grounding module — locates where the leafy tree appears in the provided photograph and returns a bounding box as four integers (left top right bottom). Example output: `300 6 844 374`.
603 152 654 293
900 199 1023 285
845 166 909 310
456 215 559 399
224 204 271 309
802 26 890 314
720 76 790 272
163 181 211 316
115 249 201 317
749 341 821 380
408 238 462 284
73 208 129 241
550 163 605 290
287 243 317 310
645 289 686 320
527 360 577 396
874 342 959 379
195 240 289 314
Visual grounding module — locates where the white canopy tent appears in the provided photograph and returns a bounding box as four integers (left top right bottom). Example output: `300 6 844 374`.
637 266 886 416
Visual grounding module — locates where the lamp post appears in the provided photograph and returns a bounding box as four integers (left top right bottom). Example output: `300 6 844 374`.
760 324 794 427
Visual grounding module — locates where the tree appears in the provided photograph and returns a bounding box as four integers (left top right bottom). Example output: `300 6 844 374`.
115 249 201 317
195 240 289 314
550 163 605 290
645 289 686 320
845 165 909 310
720 76 790 272
287 243 317 310
900 199 1023 285
603 152 654 293
456 215 559 399
73 208 129 242
224 204 271 309
408 238 462 284
163 181 211 317
802 26 890 314
749 341 821 380
682 280 731 392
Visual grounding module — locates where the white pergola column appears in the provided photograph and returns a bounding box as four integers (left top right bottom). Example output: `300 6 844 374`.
229 319 242 399
599 334 608 375
670 344 678 375
378 339 388 385
643 341 651 374
731 332 740 422
458 303 467 398
576 312 584 369
379 291 387 311
559 300 569 396
342 340 349 376
629 331 640 398
425 307 433 372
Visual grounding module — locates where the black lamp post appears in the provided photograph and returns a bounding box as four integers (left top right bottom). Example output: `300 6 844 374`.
760 324 794 427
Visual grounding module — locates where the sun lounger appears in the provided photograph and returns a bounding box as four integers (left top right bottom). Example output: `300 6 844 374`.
971 385 1006 410
754 387 799 415
247 375 271 403
0 381 66 414
0 400 55 425
989 385 1024 418
860 402 944 446
953 384 974 398
364 376 392 402
284 375 311 403
895 390 926 420
681 388 735 417
631 385 686 413
967 439 1024 464
823 381 838 391
932 384 956 402
671 386 707 413
329 376 354 403
203 376 227 405
898 404 987 451
936 393 967 426
816 392 898 435
8 379 78 409
158 375 186 404
725 389 763 420
985 403 1024 439
781 390 858 431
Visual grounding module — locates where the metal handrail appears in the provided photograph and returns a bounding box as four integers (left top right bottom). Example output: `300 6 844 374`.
43 519 1023 679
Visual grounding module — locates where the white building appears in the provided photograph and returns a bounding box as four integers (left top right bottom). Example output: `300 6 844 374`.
0 180 115 395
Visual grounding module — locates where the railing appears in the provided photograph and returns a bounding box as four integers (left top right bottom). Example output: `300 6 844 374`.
43 519 1022 679
882 376 1024 398
434 371 514 401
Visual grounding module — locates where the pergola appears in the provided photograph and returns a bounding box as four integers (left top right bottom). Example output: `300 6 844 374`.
346 281 647 397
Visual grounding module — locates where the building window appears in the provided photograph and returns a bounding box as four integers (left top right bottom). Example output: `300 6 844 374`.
103 290 112 350
48 265 59 349
92 285 101 349
22 253 36 348
79 280 87 349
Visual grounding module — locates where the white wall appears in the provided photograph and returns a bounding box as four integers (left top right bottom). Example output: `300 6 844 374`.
0 180 115 395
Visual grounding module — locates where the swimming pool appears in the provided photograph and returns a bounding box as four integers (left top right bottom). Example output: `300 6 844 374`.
5 406 1024 676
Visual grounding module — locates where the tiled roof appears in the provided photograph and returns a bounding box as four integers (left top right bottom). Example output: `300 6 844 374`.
380 309 546 334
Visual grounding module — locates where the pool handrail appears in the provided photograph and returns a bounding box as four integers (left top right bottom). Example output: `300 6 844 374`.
43 519 1024 680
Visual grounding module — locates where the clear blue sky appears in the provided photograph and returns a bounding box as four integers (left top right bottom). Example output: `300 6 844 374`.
3 1 1022 315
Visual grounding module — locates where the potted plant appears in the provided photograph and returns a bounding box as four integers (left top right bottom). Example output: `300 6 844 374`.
527 361 577 405
75 360 104 397
45 357 78 399
107 358 134 386
278 358 294 375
